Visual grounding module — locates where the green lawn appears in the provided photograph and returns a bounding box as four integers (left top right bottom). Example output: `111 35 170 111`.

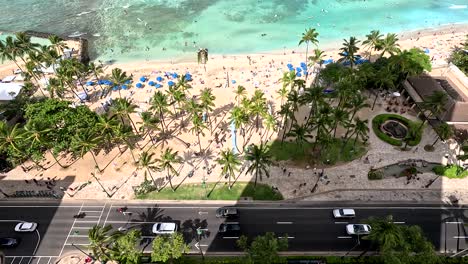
268 138 367 166
137 181 283 200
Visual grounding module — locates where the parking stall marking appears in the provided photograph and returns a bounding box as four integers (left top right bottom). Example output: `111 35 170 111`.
4 257 56 264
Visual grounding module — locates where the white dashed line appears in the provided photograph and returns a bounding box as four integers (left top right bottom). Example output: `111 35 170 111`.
337 236 352 239
276 222 293 224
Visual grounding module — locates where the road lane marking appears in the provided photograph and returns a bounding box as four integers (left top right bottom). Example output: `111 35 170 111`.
84 216 100 218
334 222 348 224
276 222 293 224
338 236 353 239
74 220 101 223
65 243 90 246
105 221 157 224
278 236 295 239
103 202 114 227
453 236 468 239
69 235 88 237
225 222 239 224
393 222 405 224
72 227 92 229
59 202 83 256
97 201 107 226
223 237 239 239
446 221 463 224
80 211 101 213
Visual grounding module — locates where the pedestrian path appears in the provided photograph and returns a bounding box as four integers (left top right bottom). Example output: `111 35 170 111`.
5 256 56 264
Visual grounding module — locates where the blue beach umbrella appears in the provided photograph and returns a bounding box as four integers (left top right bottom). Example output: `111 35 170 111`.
86 81 95 86
185 73 192 81
155 83 162 88
296 72 302 77
104 80 113 85
112 86 119 91
124 80 132 84
140 76 147 82
287 63 293 69
121 85 128 90
300 62 307 69
168 81 175 87
98 80 105 85
156 76 163 82
148 81 155 86
231 80 237 84
303 71 308 76
136 83 143 88
296 67 302 72
171 73 178 79
424 48 430 54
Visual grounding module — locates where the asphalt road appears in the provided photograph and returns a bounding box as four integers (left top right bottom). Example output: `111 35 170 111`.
0 200 467 264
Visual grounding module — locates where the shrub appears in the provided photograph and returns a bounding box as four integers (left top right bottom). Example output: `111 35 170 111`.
368 169 384 180
372 114 422 147
432 165 446 175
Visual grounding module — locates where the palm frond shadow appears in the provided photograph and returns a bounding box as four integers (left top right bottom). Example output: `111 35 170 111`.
181 218 211 244
129 205 173 249
441 200 468 252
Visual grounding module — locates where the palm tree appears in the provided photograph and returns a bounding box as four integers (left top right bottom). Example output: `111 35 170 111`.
279 71 296 91
331 108 349 137
362 30 383 58
250 89 267 131
299 28 319 80
419 91 448 128
432 122 453 147
371 67 396 110
167 86 186 116
234 85 247 106
197 48 209 72
286 124 313 153
245 143 272 188
200 87 216 130
347 93 370 121
88 224 122 262
366 215 403 251
261 113 277 142
138 151 158 183
0 121 39 167
137 111 160 144
338 36 361 69
109 67 131 98
110 98 139 134
351 118 369 147
308 48 325 77
175 75 192 94
157 148 182 191
276 86 289 109
377 33 400 58
48 35 68 54
230 106 249 153
14 32 39 63
216 149 241 188
95 114 120 149
47 77 67 99
88 62 105 97
150 91 170 132
23 121 69 168
190 114 208 153
71 128 103 172
0 37 24 72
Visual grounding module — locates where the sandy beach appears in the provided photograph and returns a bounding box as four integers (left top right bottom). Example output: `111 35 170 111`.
1 24 467 202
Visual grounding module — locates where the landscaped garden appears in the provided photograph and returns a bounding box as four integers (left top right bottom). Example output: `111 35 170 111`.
372 114 422 147
136 181 283 200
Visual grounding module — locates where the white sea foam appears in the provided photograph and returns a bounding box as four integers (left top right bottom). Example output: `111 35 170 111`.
449 4 467 9
76 11 92 16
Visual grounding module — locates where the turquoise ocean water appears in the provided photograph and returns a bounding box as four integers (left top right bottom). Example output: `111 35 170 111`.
0 0 467 62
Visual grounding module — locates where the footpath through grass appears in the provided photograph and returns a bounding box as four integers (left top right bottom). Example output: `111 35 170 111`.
268 138 367 166
137 181 283 200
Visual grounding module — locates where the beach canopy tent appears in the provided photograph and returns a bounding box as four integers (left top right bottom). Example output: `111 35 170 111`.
136 83 143 88
2 75 16 83
156 76 163 82
0 82 23 101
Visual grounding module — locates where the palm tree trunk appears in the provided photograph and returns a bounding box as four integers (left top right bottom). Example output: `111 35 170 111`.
49 150 69 168
254 170 258 188
371 93 378 110
90 152 103 172
304 44 309 81
147 169 157 184
197 132 202 153
432 137 439 147
168 172 175 191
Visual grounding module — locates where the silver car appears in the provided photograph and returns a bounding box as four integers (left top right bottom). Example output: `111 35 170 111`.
152 222 177 234
333 209 355 219
346 224 371 235
14 222 38 232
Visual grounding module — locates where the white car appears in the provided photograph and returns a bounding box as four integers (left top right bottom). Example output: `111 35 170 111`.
333 209 355 219
15 222 38 232
346 224 371 235
152 222 177 234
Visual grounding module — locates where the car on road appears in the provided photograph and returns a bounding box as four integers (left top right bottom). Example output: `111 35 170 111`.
218 223 241 236
0 237 20 248
346 224 371 235
152 222 177 234
15 222 38 232
216 207 239 218
333 208 355 219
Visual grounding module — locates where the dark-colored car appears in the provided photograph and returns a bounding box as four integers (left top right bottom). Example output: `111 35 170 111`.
215 207 239 218
0 237 20 248
218 223 241 236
